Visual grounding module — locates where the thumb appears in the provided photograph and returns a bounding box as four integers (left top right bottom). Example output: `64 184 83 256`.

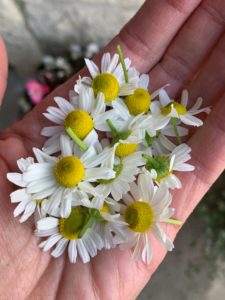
0 36 8 106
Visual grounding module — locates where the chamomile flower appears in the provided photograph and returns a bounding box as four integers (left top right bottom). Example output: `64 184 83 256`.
74 52 136 103
7 157 48 222
142 143 195 189
151 89 211 129
75 194 127 249
21 135 115 218
96 146 145 201
106 103 152 158
120 172 176 264
35 207 104 263
143 124 188 155
41 86 117 155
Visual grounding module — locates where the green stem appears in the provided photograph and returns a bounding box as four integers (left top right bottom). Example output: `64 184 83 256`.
79 215 96 237
106 119 119 136
66 127 88 151
142 153 159 169
172 117 182 144
166 218 182 225
117 45 129 83
145 131 153 147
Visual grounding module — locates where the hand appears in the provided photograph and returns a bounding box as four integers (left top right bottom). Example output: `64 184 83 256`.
0 1 224 299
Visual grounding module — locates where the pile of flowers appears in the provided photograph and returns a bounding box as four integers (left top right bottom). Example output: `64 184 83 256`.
7 46 210 264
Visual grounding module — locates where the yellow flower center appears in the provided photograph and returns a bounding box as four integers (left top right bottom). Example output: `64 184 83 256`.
54 156 85 188
124 201 154 233
92 73 119 102
161 101 187 116
124 88 151 115
59 207 88 240
34 199 43 205
64 110 94 139
115 143 138 158
100 202 110 214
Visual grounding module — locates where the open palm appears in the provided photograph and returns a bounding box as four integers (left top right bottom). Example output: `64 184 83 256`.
0 0 225 299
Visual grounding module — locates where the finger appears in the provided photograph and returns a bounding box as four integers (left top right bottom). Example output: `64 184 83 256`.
187 33 225 105
0 36 8 106
149 0 225 97
113 0 202 72
149 93 225 274
174 92 225 221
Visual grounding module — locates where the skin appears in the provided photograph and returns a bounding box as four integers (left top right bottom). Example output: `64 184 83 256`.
0 0 225 299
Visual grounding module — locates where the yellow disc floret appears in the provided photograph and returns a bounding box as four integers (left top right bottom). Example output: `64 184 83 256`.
64 110 94 139
161 101 187 116
54 156 85 188
124 88 151 115
124 201 154 233
59 207 88 240
92 73 119 102
115 143 138 158
100 202 110 214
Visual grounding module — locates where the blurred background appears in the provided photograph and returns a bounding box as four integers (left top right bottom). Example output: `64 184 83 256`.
0 1 225 299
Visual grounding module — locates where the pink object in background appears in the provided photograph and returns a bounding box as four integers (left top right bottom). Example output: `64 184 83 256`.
26 80 50 105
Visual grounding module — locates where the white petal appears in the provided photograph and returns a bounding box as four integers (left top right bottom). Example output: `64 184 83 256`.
7 173 25 187
181 89 188 107
85 58 99 78
33 148 58 164
77 239 90 263
139 74 149 89
159 89 171 106
101 53 110 73
61 193 72 218
85 168 115 182
54 96 74 114
180 114 203 127
112 98 130 121
23 163 53 182
10 188 29 203
107 53 119 73
93 92 105 117
68 240 78 263
152 223 174 251
138 172 154 201
60 134 73 156
80 146 96 166
129 182 140 200
51 238 68 257
14 198 30 217
132 234 142 261
41 126 64 138
19 201 36 222
174 163 195 172
43 234 62 251
142 234 152 264
37 217 59 230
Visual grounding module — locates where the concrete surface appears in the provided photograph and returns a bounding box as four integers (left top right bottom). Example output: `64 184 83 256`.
0 0 144 74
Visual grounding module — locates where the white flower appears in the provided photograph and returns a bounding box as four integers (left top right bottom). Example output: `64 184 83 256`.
120 172 175 264
19 135 115 218
74 52 136 103
75 194 127 249
96 146 145 201
7 157 48 222
151 89 211 129
35 207 104 263
105 101 153 159
41 86 117 155
142 124 188 156
142 143 195 189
